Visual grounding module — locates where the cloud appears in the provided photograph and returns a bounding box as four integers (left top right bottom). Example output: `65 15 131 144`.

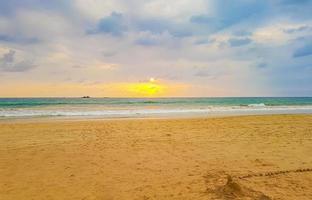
85 0 309 40
136 18 193 38
190 15 214 24
2 50 15 63
0 34 39 44
102 51 117 57
256 62 268 68
87 12 127 36
89 13 193 39
0 50 36 72
136 18 170 34
170 29 192 37
135 38 159 46
233 30 252 36
192 65 226 80
279 0 311 5
133 31 174 46
0 0 73 15
193 38 215 45
276 0 312 20
228 38 252 47
282 25 312 34
190 0 268 30
293 43 312 57
137 19 193 38
194 70 218 79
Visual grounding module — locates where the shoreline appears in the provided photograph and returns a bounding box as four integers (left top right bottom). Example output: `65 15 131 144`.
0 112 312 124
0 106 312 121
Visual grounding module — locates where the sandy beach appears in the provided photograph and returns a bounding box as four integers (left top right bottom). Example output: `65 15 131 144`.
0 114 312 200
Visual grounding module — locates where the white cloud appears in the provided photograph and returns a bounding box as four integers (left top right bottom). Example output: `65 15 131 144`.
252 21 312 45
73 0 126 20
142 0 209 21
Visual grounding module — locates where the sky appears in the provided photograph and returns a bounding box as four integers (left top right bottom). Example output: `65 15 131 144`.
0 0 311 97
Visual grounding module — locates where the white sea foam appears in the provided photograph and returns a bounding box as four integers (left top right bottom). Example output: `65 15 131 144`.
247 103 266 107
1 105 312 118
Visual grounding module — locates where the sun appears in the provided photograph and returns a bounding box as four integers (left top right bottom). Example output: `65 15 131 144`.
149 77 155 82
127 82 164 97
122 78 166 97
103 79 189 97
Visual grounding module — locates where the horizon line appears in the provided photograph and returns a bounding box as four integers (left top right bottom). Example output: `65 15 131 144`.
1 96 312 99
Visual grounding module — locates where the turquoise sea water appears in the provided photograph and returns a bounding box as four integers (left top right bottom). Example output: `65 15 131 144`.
1 97 312 118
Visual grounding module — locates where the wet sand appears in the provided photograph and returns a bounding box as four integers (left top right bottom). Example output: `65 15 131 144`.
0 114 312 199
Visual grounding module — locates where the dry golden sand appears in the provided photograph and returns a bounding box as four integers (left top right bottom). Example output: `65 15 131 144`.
0 114 312 200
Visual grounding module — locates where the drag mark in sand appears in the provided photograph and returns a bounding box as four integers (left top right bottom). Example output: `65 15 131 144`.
237 168 312 179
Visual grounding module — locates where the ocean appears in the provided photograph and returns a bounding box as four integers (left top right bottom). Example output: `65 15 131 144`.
1 97 312 118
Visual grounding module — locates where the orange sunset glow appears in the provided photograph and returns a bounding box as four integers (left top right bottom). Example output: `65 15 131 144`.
0 79 190 97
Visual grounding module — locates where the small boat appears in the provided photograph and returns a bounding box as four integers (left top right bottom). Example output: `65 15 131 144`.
82 96 90 98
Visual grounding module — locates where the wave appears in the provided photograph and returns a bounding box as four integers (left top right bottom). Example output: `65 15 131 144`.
1 105 312 118
1 97 312 108
247 103 266 107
